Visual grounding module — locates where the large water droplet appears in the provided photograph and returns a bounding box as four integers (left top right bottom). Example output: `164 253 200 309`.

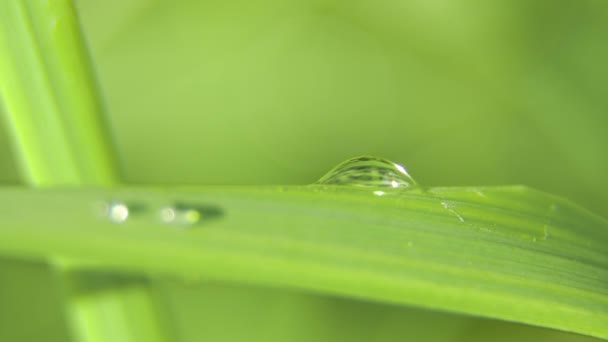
315 156 417 188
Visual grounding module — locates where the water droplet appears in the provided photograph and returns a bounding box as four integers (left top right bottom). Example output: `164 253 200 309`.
315 156 417 188
160 207 177 222
160 203 223 227
104 201 129 223
161 206 200 226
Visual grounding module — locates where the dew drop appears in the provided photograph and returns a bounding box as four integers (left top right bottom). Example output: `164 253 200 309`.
104 201 129 223
315 156 417 188
160 207 177 222
160 205 200 226
160 203 223 227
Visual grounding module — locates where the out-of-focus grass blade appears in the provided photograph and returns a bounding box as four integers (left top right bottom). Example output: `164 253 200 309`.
0 185 605 339
0 0 117 185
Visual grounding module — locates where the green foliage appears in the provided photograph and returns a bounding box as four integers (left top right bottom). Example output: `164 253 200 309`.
72 0 608 217
0 0 117 185
0 186 607 340
1 0 607 341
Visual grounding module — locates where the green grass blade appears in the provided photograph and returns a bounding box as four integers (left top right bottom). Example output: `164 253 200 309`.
0 0 117 186
0 185 605 339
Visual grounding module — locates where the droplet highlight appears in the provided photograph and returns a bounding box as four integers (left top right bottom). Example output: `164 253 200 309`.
316 156 417 188
104 201 129 223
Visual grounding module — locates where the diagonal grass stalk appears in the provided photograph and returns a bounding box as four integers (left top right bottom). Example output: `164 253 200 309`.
0 0 117 186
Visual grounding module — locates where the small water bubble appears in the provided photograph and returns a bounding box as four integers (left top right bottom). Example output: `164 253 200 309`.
160 207 177 223
160 203 223 227
315 156 418 188
104 201 129 223
184 209 201 224
160 206 200 226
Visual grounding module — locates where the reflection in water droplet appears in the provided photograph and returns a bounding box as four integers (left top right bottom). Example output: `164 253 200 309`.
184 209 201 223
316 156 417 188
105 201 129 223
160 207 177 222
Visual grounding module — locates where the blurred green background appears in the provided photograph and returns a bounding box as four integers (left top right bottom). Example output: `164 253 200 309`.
83 0 608 217
3 0 608 217
1 0 607 341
